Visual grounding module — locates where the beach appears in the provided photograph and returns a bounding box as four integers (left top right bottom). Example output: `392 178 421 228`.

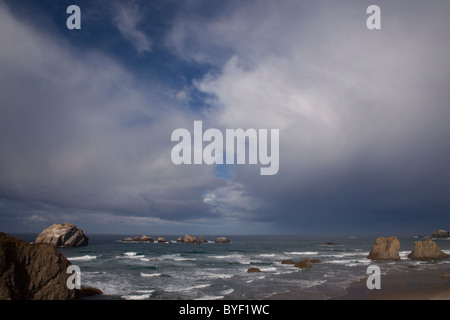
334 265 450 300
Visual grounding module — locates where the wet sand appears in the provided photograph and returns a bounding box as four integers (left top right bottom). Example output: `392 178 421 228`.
333 266 450 300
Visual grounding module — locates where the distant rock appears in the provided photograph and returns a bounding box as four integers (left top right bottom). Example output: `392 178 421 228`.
310 259 321 263
294 258 313 269
407 239 449 260
324 242 335 246
176 237 184 243
35 223 88 248
215 237 231 243
247 267 261 273
122 235 154 242
198 236 208 244
281 259 296 265
367 236 400 260
157 237 169 243
431 230 450 238
184 234 198 244
0 232 76 299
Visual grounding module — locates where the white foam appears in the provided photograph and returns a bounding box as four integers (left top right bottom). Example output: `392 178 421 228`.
220 288 234 295
136 290 155 293
260 267 277 272
208 254 243 259
165 283 212 292
124 252 137 256
259 254 275 257
68 255 97 262
174 257 197 261
121 294 150 300
140 258 150 262
283 251 318 255
140 272 161 277
195 295 224 300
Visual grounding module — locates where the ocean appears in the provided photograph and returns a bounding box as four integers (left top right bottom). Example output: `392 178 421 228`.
16 234 450 300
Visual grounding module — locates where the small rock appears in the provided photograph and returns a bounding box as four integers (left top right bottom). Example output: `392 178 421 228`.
440 272 450 278
157 237 168 243
324 242 335 246
294 258 313 269
281 259 296 264
76 287 103 299
310 259 321 263
176 237 184 243
247 267 261 273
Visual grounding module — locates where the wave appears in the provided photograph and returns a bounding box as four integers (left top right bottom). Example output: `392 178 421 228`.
140 258 150 262
208 254 243 259
165 283 211 292
68 255 97 262
259 266 277 272
124 252 137 256
174 257 197 261
220 288 234 295
283 251 318 255
259 254 275 257
195 295 224 300
140 272 161 277
136 290 155 294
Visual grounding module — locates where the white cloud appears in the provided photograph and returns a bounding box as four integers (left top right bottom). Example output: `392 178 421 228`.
113 2 152 54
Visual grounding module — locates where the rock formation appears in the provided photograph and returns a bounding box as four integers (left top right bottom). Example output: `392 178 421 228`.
35 223 88 247
431 230 450 238
0 232 76 299
281 259 296 264
294 258 313 269
198 236 208 244
157 237 169 243
184 234 198 244
247 267 261 273
407 238 449 260
122 235 154 242
176 237 184 243
367 236 400 260
324 242 335 246
215 237 231 243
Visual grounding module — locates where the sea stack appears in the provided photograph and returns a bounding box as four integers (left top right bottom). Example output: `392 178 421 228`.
407 238 449 260
367 236 400 260
35 223 88 247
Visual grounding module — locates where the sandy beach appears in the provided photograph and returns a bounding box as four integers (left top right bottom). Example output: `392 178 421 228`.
333 265 450 300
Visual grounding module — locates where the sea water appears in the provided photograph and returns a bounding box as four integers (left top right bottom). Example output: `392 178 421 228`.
16 234 450 300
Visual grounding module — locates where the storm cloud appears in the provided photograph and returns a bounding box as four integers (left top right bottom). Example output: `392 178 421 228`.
1 0 449 235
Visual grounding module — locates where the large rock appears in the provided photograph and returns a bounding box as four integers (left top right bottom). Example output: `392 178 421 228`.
35 223 88 247
431 230 450 238
407 239 449 260
198 236 208 244
0 232 76 300
215 237 231 243
367 236 400 260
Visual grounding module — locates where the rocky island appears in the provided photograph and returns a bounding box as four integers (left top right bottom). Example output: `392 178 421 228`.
35 223 89 247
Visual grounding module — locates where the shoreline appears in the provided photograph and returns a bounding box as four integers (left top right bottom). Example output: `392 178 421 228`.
332 265 450 300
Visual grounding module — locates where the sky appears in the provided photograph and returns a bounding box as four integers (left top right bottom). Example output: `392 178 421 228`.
0 0 449 236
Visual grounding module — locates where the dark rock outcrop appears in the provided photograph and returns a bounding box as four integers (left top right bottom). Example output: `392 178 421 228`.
157 237 169 243
294 258 313 269
431 230 450 238
367 236 400 260
407 239 449 260
215 237 231 243
247 267 261 273
76 287 103 299
198 236 208 244
324 242 335 246
310 259 321 263
35 223 88 247
0 232 76 300
176 237 184 243
281 259 296 265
